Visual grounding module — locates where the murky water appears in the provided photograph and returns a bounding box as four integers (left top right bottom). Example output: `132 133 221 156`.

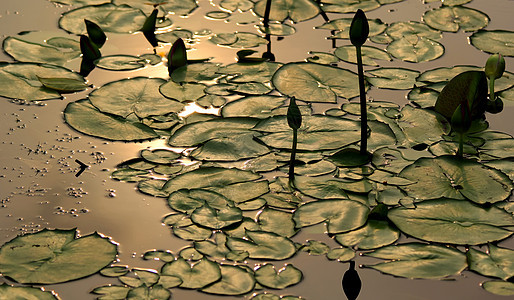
0 0 513 299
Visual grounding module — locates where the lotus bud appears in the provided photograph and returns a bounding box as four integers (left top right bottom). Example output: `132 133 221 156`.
485 53 505 80
287 97 302 130
350 9 369 47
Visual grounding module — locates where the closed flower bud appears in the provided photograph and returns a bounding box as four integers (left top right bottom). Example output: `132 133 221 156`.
485 53 505 80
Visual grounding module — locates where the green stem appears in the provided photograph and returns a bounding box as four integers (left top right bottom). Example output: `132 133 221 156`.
489 77 495 101
289 128 298 187
356 46 367 155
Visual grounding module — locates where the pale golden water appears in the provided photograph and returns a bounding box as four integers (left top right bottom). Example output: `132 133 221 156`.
0 0 512 299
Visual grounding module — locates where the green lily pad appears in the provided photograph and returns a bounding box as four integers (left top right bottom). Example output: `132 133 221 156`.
191 133 271 161
168 117 259 147
201 265 255 295
126 285 170 300
0 62 83 100
89 77 184 118
293 199 369 234
0 229 117 284
399 156 513 203
467 244 514 280
100 265 129 277
162 167 261 194
320 0 380 13
218 62 282 83
171 63 221 83
3 31 80 66
161 258 221 289
327 247 355 261
482 281 514 296
407 87 440 108
272 62 361 102
300 240 330 255
366 68 419 90
417 65 482 84
137 179 168 197
306 52 340 65
206 11 231 19
334 45 391 66
37 76 89 93
334 220 399 250
364 243 467 279
387 37 444 62
221 0 254 12
0 284 58 300
253 0 319 22
258 208 297 237
258 23 296 36
191 204 243 229
386 21 442 41
143 250 174 262
141 149 180 164
226 230 296 260
255 264 302 289
254 115 361 151
95 55 160 71
210 32 267 48
64 99 159 141
423 6 489 32
397 105 448 147
221 95 287 118
470 30 514 57
168 189 232 214
388 199 514 244
114 0 198 15
91 285 130 299
197 95 226 108
206 181 270 204
159 81 206 102
51 0 110 4
316 17 386 39
59 4 146 34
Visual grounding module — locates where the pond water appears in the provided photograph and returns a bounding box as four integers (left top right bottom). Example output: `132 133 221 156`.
0 0 513 299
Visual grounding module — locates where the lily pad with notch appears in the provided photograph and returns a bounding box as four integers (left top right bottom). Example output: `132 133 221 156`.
470 30 514 57
423 6 489 32
334 45 391 66
253 0 320 22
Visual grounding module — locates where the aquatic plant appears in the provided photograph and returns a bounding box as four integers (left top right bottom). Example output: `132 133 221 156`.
286 96 301 187
485 53 505 113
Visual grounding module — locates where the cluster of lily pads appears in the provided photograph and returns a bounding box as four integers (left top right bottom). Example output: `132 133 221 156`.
0 0 514 299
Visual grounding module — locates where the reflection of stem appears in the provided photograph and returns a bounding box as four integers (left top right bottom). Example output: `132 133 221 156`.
356 46 367 155
489 77 495 101
289 128 298 187
263 0 272 28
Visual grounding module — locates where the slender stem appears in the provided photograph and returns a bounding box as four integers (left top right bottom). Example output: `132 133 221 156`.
289 129 298 187
457 132 464 158
263 0 272 28
356 46 367 155
489 77 495 101
315 0 330 22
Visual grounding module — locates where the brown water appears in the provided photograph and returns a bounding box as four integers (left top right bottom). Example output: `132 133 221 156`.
0 0 513 299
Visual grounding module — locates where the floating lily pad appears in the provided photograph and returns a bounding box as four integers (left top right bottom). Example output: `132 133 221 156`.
64 99 159 141
37 76 89 93
306 52 339 65
388 199 514 244
0 229 117 284
399 156 513 203
327 247 355 261
253 0 319 22
0 62 84 100
272 62 361 102
366 68 419 90
218 62 282 83
396 105 449 147
320 0 380 13
89 77 184 118
423 6 489 32
201 265 255 295
159 81 206 102
156 29 194 44
191 204 243 229
114 0 198 15
258 23 296 36
334 220 399 250
316 18 386 39
191 133 271 161
467 244 514 280
226 230 296 260
221 95 287 118
171 63 221 83
258 208 297 238
161 258 221 289
141 149 180 164
92 285 130 299
470 30 514 57
301 240 330 255
221 0 254 12
210 32 267 48
95 55 160 71
482 281 514 296
254 115 361 151
3 31 80 66
293 199 369 234
334 45 391 66
206 11 231 19
364 243 467 279
255 264 302 289
0 284 58 300
59 4 146 34
387 37 444 62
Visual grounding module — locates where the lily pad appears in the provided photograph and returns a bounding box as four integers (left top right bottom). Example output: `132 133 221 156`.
3 31 80 66
316 17 386 39
258 208 297 237
95 55 160 71
272 62 361 102
191 204 243 229
59 4 146 34
64 99 159 141
221 95 287 118
320 0 380 13
253 0 319 22
37 76 89 93
399 156 513 203
161 258 221 289
470 30 514 57
334 45 391 66
0 229 117 284
482 281 514 296
467 244 514 280
221 0 254 12
258 23 296 36
293 199 369 234
366 68 419 90
0 284 58 300
255 264 302 289
386 21 442 41
396 105 448 147
364 243 467 279
387 37 444 62
423 6 489 32
334 220 399 250
388 199 514 244
226 230 296 260
218 62 282 83
159 81 206 102
114 0 198 15
210 32 267 48
201 265 255 295
191 133 271 161
0 62 84 100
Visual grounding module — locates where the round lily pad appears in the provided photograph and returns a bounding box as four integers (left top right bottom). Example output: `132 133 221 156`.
161 258 221 289
388 199 514 245
114 0 198 15
386 21 442 41
423 6 489 32
470 30 514 57
226 231 296 260
334 220 399 250
316 18 386 39
0 284 58 300
201 265 255 295
387 37 444 62
255 264 302 289
0 229 117 284
253 0 320 22
366 67 419 90
334 45 391 66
